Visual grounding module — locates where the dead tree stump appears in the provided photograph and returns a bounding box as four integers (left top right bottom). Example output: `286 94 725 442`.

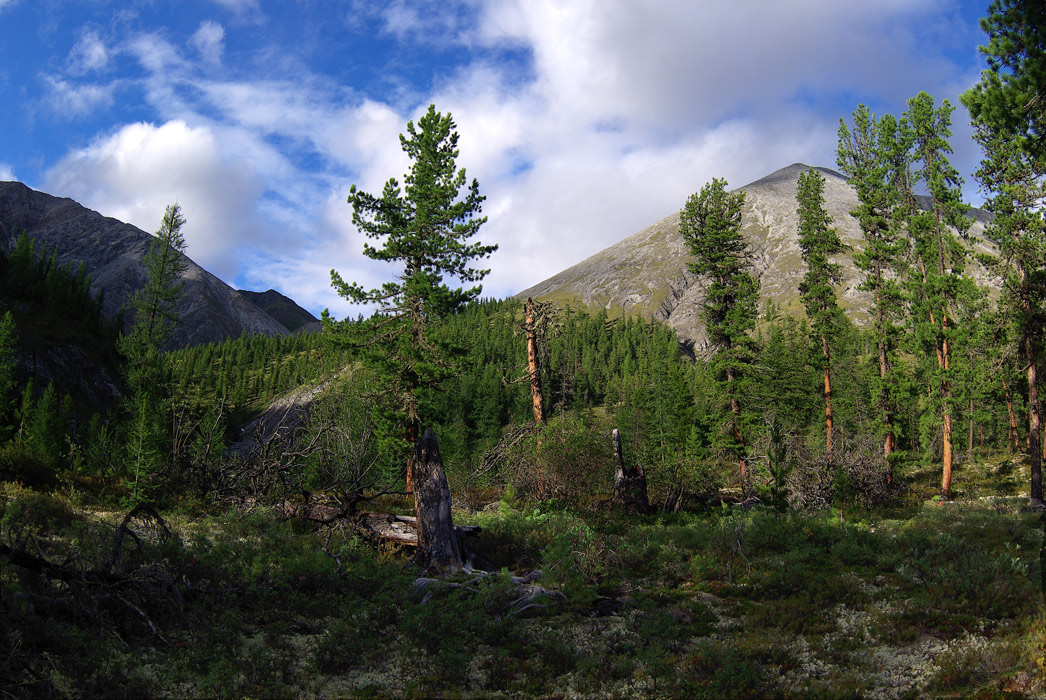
611 428 652 514
413 427 464 574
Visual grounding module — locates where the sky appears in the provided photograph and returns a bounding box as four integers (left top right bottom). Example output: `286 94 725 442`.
0 0 992 319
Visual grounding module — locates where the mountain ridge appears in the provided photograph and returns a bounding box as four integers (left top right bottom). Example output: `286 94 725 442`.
516 163 995 349
0 181 290 348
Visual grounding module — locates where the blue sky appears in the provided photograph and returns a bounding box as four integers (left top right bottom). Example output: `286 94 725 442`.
0 0 991 318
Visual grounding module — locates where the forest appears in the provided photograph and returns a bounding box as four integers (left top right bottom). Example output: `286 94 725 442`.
1 3 1045 697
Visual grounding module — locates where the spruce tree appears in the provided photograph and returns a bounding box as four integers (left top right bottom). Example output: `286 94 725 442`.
327 105 497 488
679 178 760 488
796 168 847 465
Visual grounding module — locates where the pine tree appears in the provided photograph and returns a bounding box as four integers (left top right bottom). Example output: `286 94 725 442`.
327 104 497 489
837 107 910 463
963 0 1046 507
903 93 972 498
679 178 760 488
796 168 847 465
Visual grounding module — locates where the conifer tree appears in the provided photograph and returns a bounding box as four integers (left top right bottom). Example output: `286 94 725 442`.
904 93 972 498
679 178 760 488
327 105 497 489
120 203 188 501
837 107 910 464
796 168 846 465
0 311 16 442
963 0 1046 506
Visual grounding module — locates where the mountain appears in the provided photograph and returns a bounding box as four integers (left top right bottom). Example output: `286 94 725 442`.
0 181 289 348
237 289 319 334
517 163 995 349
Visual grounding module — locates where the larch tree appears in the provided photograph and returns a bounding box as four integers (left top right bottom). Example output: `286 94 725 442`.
679 178 760 490
904 92 972 499
327 105 497 570
963 0 1046 507
837 107 909 466
795 168 847 466
120 203 188 501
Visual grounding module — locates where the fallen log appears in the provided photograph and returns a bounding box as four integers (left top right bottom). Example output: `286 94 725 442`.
358 512 480 547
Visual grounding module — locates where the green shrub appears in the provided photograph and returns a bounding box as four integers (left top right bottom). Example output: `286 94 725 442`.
0 442 58 487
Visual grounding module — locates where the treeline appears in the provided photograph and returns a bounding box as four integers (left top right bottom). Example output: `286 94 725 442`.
169 332 350 414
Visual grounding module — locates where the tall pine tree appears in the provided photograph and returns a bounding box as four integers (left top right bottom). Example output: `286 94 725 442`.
679 178 760 489
904 93 972 498
796 168 846 465
327 105 497 490
963 0 1046 507
837 107 909 464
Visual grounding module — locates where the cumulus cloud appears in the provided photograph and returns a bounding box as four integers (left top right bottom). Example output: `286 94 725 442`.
190 21 225 64
32 0 987 313
67 30 109 74
0 163 15 181
43 120 269 282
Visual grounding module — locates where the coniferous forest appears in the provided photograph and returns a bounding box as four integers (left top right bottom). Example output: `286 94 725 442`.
2 4 1046 697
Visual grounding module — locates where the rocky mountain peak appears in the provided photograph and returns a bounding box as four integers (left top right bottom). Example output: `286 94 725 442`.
517 164 994 350
0 182 289 348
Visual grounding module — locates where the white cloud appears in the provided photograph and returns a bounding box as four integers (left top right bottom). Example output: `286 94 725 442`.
28 0 986 314
44 76 114 116
211 0 263 23
67 30 110 74
190 21 225 65
43 121 269 283
0 163 15 181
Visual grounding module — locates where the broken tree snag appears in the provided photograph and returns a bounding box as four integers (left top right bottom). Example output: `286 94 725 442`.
611 428 651 514
525 297 545 424
413 427 464 573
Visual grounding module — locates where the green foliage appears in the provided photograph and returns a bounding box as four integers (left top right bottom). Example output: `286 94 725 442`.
680 178 761 472
963 0 1046 160
327 105 497 466
116 204 189 503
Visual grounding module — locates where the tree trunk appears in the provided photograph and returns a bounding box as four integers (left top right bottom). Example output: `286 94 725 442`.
611 428 651 514
412 427 464 573
525 298 545 424
1003 376 1018 452
823 336 834 467
726 366 747 488
1027 333 1042 506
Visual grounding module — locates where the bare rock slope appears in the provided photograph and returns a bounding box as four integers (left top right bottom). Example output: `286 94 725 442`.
0 181 288 348
517 163 993 349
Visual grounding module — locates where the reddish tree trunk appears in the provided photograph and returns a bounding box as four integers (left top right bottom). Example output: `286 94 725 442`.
525 298 545 424
823 336 834 466
1002 376 1018 452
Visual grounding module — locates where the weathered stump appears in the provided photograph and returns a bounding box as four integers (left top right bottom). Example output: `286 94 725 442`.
413 427 464 573
611 428 652 514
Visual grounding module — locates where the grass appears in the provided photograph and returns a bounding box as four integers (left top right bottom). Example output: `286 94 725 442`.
1 453 1044 698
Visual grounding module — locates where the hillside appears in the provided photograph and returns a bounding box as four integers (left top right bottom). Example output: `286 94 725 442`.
237 289 319 334
0 181 289 348
517 163 995 349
